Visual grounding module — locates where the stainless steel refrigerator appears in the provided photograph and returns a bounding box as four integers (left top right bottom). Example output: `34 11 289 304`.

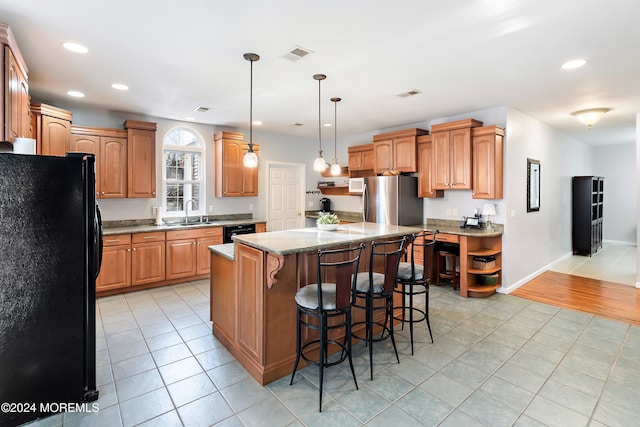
362 175 423 225
0 152 102 426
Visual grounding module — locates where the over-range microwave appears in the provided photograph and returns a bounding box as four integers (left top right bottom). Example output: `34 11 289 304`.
348 178 364 193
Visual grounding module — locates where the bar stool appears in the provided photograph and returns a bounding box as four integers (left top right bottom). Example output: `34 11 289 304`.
394 231 437 355
289 243 364 412
351 237 407 380
436 247 459 290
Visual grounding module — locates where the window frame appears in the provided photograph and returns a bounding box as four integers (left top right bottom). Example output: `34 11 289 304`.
161 126 206 218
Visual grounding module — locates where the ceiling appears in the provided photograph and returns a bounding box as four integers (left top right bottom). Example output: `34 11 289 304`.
2 0 639 146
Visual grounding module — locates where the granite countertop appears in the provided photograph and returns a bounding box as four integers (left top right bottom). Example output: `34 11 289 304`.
421 218 503 237
233 222 420 255
209 243 235 260
103 218 266 236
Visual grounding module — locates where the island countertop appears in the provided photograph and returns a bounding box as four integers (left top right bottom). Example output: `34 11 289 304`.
232 222 421 255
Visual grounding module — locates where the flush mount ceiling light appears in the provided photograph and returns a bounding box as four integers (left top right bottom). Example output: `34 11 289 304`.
571 108 610 129
111 83 129 91
243 53 260 168
562 59 586 70
62 42 88 53
330 97 342 176
67 90 85 98
313 74 328 172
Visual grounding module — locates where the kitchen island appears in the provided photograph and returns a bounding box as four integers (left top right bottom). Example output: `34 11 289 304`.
209 222 419 385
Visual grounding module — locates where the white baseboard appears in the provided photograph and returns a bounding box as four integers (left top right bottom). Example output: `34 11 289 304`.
497 252 574 295
603 239 637 246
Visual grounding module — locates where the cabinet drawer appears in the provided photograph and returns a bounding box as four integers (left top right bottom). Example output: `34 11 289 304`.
166 228 204 241
196 227 223 238
103 234 131 246
436 233 459 243
132 231 166 243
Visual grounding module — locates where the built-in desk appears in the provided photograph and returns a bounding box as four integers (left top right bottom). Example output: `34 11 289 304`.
209 223 419 385
421 220 503 298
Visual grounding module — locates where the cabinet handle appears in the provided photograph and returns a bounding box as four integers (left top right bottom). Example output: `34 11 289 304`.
105 239 120 243
143 236 157 239
153 192 156 195
127 248 131 252
101 192 105 195
132 248 136 251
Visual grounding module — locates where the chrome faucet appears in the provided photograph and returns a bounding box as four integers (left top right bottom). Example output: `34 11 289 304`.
185 199 195 225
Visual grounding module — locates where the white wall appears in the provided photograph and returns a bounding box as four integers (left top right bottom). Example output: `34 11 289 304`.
593 143 636 244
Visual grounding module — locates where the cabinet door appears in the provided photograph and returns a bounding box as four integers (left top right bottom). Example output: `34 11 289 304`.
41 115 71 156
417 140 443 198
361 148 374 170
222 139 244 196
197 236 223 275
96 244 131 291
241 145 258 196
166 239 197 280
132 241 165 286
101 137 127 198
373 139 393 174
472 133 495 198
255 222 267 233
449 128 472 189
348 151 361 171
432 132 450 190
393 136 417 172
6 47 27 142
127 128 156 198
71 134 100 195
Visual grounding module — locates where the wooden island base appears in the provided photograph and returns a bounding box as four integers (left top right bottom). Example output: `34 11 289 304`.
209 223 419 385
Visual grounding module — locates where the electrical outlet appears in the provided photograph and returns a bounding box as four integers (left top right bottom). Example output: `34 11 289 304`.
511 209 516 219
446 208 452 216
249 203 253 211
452 208 458 216
309 201 313 208
209 204 214 213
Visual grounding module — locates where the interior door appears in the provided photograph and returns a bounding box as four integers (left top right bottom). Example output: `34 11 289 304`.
268 164 304 231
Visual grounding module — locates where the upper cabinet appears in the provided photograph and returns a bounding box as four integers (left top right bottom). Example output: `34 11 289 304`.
416 135 444 199
431 119 483 190
125 120 157 198
372 128 428 175
70 126 128 198
1 24 31 143
347 143 374 177
214 131 259 197
31 103 72 156
472 125 504 199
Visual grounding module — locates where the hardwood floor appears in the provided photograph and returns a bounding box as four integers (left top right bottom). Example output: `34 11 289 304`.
512 270 640 326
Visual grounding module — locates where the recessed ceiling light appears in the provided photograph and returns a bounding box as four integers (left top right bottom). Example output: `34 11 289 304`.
323 123 332 127
185 117 196 121
562 59 586 70
111 83 129 91
252 120 263 126
62 42 88 54
67 90 85 98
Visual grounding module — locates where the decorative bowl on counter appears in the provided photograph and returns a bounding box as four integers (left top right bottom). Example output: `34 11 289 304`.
317 223 339 231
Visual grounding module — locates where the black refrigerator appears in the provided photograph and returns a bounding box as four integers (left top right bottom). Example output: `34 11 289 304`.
0 153 102 426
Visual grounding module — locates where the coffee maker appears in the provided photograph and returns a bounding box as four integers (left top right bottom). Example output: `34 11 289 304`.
320 197 331 213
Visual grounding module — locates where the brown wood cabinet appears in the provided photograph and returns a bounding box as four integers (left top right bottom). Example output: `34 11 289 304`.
196 227 223 275
417 135 444 199
97 234 132 292
432 119 483 190
71 127 128 199
125 120 157 198
1 24 31 143
372 128 427 175
347 143 374 177
472 126 504 199
131 232 165 286
31 104 72 156
166 227 222 280
215 131 259 197
255 222 267 233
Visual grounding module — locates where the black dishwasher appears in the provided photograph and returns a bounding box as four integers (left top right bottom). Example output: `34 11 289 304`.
223 223 257 243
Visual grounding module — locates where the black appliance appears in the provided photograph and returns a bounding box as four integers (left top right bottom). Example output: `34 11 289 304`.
320 197 331 213
0 153 102 426
223 223 257 243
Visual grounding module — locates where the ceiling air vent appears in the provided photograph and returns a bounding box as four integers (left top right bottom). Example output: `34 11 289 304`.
292 123 304 127
284 46 314 62
397 89 422 98
194 106 210 112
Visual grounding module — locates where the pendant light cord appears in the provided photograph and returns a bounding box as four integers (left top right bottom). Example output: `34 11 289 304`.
317 77 322 154
249 57 254 152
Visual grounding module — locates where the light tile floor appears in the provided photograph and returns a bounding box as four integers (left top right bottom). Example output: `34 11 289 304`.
27 277 640 427
550 242 637 287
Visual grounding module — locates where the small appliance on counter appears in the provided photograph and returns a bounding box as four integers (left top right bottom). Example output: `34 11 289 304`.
320 197 331 213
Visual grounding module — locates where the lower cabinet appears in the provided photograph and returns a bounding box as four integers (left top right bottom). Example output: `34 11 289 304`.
131 232 165 286
166 227 223 280
97 234 132 292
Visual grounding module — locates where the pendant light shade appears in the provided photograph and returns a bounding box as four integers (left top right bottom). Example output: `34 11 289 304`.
313 74 328 172
330 97 342 176
243 53 259 168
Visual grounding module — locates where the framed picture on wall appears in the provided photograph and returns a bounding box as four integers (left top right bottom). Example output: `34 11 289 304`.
527 158 540 212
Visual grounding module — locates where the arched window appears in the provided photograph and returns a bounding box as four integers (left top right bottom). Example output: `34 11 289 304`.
162 127 205 217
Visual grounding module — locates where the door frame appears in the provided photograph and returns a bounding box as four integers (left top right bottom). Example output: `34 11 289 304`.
265 161 307 231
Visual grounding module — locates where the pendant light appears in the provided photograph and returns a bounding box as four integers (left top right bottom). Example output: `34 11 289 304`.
243 53 259 168
313 74 328 172
330 97 342 176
